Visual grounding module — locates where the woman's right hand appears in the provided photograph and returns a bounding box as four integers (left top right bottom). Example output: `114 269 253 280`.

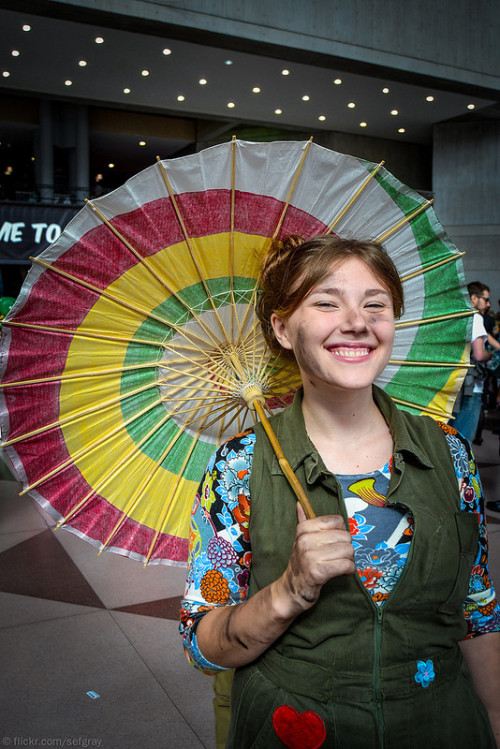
273 503 356 618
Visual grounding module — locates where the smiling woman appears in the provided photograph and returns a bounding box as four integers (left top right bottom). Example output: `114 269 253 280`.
180 234 500 749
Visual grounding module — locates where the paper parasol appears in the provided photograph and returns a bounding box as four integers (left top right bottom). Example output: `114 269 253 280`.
0 138 471 565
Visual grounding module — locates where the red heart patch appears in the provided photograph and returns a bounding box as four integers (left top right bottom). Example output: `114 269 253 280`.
273 705 326 749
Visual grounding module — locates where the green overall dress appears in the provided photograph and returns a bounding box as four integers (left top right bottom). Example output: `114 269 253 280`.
226 387 495 749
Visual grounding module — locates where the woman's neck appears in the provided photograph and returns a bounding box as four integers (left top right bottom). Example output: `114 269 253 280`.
301 385 393 475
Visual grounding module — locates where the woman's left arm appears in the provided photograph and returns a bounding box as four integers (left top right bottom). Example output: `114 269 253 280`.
459 633 500 747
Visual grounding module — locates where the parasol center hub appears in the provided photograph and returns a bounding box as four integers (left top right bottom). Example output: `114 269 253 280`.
241 384 265 411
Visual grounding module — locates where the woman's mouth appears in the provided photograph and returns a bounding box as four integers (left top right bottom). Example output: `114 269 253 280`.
328 346 372 359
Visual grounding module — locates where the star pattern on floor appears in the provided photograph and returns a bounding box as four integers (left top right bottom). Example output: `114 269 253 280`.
0 528 183 618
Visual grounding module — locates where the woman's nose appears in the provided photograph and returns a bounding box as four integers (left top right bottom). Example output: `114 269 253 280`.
341 306 368 333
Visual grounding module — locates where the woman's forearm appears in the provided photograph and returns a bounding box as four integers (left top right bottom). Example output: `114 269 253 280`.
195 575 304 668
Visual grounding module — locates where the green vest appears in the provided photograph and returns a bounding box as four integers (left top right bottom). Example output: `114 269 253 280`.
227 387 494 749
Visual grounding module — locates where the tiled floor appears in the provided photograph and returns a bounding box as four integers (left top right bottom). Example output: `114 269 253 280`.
1 415 500 749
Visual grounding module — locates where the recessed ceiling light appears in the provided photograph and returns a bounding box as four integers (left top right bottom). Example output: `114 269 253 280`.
426 95 434 102
398 128 406 133
22 24 31 32
177 94 185 101
227 101 235 108
225 60 233 65
2 71 11 78
108 163 115 168
382 87 390 94
95 36 104 44
347 102 356 108
390 109 399 115
281 69 290 76
359 121 367 127
275 108 282 114
11 50 20 57
78 60 87 67
252 86 261 93
318 115 326 121
199 78 207 85
333 78 342 85
65 80 73 86
467 103 475 110
162 48 172 56
123 87 131 94
31 156 35 161
139 140 146 146
302 95 310 101
141 69 150 77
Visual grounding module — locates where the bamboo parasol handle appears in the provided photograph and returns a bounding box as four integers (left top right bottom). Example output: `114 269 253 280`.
251 399 316 519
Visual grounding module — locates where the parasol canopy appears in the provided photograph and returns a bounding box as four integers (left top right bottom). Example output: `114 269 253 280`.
0 138 472 565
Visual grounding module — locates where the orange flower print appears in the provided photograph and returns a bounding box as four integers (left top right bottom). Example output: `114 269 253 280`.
200 569 230 604
438 421 458 436
233 494 251 541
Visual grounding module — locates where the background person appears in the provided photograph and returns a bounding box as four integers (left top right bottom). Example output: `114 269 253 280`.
451 281 492 443
180 235 500 748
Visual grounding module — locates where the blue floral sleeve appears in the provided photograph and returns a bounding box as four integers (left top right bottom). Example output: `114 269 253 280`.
179 431 255 673
440 422 500 638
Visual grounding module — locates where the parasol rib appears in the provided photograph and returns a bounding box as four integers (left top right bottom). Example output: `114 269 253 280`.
155 157 230 343
86 198 224 350
327 161 385 233
400 252 465 282
0 361 160 389
2 319 169 349
236 138 314 344
1 379 161 447
56 409 174 529
30 256 221 351
271 137 314 241
389 359 470 368
395 309 474 329
376 200 433 244
390 397 451 419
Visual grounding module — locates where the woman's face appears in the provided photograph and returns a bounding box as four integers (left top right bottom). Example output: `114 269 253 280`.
271 257 395 395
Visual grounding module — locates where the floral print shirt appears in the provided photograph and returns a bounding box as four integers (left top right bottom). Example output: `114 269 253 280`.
180 423 500 672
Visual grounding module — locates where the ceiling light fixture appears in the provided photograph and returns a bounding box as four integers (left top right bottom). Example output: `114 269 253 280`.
199 78 207 85
359 121 367 127
398 128 406 133
252 87 261 93
139 140 146 146
347 102 356 108
390 109 399 115
78 60 87 67
302 95 310 101
177 94 185 101
95 37 104 44
225 60 233 65
426 95 434 102
123 88 131 94
467 103 475 110
333 78 342 85
281 69 290 76
275 108 282 114
382 87 390 94
318 115 326 121
22 24 31 32
108 163 115 169
141 69 150 77
65 80 73 86
11 50 20 57
227 101 235 108
162 48 172 56
2 71 11 78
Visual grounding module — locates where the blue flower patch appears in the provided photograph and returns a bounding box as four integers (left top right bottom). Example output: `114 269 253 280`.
414 659 435 688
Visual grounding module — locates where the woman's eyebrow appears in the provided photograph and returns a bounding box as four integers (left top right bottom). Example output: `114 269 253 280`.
309 286 390 297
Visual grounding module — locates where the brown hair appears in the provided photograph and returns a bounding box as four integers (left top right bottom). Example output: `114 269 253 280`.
257 234 404 359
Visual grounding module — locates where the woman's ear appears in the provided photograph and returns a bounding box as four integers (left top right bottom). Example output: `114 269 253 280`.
270 313 294 350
